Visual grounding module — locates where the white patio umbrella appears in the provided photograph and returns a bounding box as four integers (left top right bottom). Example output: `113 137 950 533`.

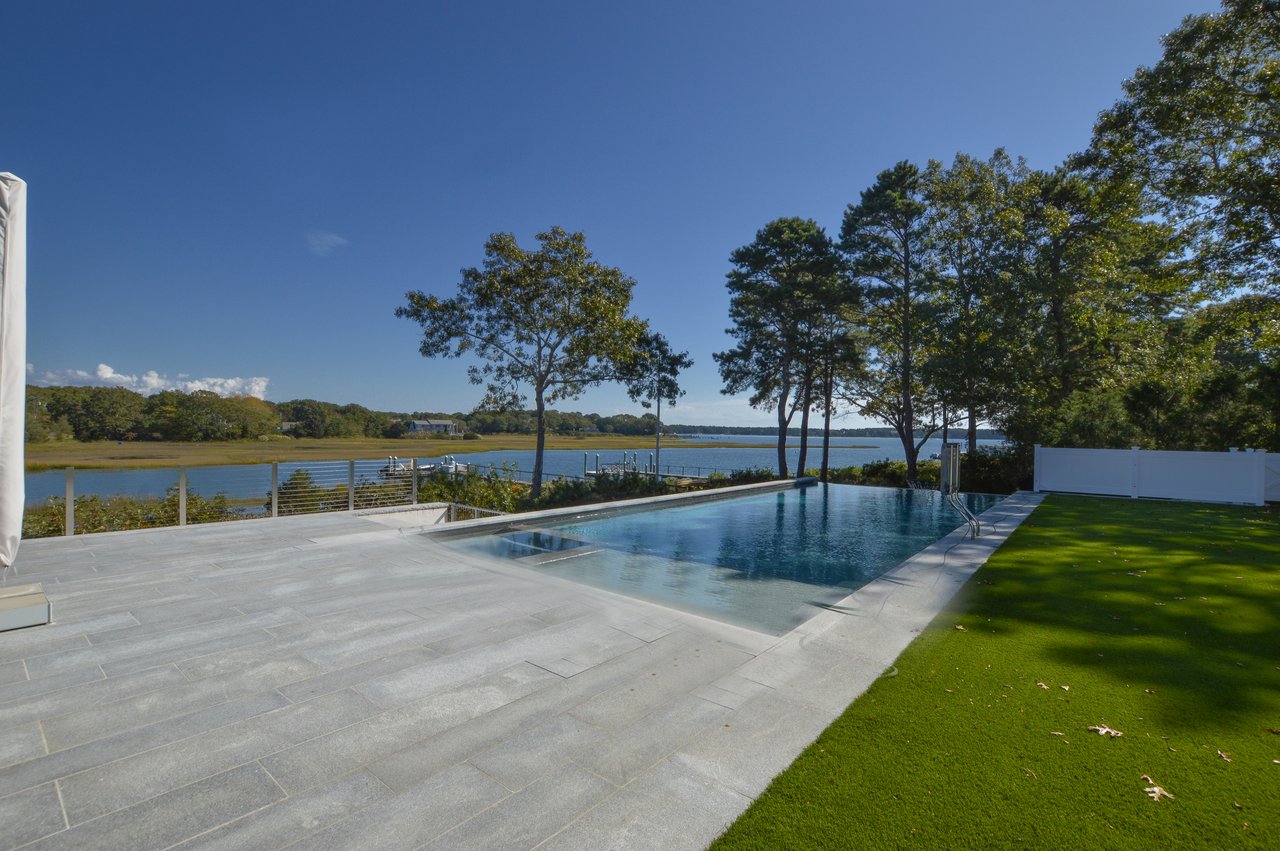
0 173 48 630
0 173 27 569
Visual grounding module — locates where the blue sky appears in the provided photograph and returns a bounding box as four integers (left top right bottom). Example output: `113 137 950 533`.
5 0 1212 426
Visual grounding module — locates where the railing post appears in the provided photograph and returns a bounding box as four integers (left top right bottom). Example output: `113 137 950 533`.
1033 444 1042 493
583 452 588 477
411 459 418 505
178 467 187 526
348 460 356 511
64 467 74 536
271 462 279 517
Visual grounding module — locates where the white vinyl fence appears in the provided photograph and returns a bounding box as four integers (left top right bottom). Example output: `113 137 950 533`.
1034 446 1273 506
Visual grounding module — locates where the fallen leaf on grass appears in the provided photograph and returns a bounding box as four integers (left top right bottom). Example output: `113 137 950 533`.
1089 724 1124 738
1218 750 1232 763
954 624 966 631
1141 775 1174 802
1051 731 1064 736
1060 685 1070 692
1265 728 1280 735
1037 681 1050 690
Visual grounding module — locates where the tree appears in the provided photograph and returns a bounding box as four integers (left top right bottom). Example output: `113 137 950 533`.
839 162 940 483
619 331 693 478
276 399 330 438
1088 0 1280 294
996 166 1190 449
715 217 845 477
397 227 646 497
923 150 1029 452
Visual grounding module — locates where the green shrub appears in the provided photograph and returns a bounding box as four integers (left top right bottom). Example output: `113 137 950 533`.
817 447 1027 494
529 472 676 509
416 466 524 514
23 485 241 538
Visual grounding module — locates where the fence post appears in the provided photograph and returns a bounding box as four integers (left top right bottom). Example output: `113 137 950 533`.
1033 444 1041 493
411 459 418 505
178 467 187 526
1130 446 1141 499
583 452 588 477
271 463 279 517
64 467 74 537
348 460 356 511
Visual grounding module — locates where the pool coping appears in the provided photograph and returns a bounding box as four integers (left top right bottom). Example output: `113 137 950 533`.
421 478 802 539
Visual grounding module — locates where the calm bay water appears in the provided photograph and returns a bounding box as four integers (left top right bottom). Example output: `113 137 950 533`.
24 435 1002 505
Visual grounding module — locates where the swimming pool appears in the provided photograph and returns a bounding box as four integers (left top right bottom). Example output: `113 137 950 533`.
441 483 1004 635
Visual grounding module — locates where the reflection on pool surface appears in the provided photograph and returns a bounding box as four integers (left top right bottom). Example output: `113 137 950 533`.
443 484 1004 635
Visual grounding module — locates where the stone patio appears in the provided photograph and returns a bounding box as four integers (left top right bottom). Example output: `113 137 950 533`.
0 488 1041 850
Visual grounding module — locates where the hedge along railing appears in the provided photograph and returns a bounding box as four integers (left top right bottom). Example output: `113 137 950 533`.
33 460 512 538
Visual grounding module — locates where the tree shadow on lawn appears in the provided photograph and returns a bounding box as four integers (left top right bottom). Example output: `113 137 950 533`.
966 494 1279 725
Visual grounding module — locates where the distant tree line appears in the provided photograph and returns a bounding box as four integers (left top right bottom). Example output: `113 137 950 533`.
23 384 686 444
715 0 1279 483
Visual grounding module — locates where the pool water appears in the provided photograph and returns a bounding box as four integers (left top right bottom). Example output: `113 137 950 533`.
443 484 1004 635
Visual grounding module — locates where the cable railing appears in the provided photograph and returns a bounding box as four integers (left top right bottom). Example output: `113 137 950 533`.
26 455 753 538
28 460 505 537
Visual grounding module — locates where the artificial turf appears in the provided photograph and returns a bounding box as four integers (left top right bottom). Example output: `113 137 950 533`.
711 494 1279 849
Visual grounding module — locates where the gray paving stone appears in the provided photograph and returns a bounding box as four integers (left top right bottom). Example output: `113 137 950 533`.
0 635 90 667
431 760 613 849
0 690 289 800
176 770 389 851
25 613 283 678
0 723 45 769
692 672 773 710
297 606 503 669
0 612 140 659
262 663 559 795
0 666 184 731
423 614 545 657
277 646 437 703
58 688 376 824
672 689 833 799
42 655 322 751
355 618 642 709
84 600 251 643
95 630 279 678
259 607 422 644
282 763 508 851
366 630 703 792
470 713 608 792
20 762 284 851
0 662 25 687
569 639 755 732
538 757 751 851
569 694 730 785
0 782 66 849
531 626 646 678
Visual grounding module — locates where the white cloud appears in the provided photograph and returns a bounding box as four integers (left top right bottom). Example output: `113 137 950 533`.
306 230 349 257
32 363 270 399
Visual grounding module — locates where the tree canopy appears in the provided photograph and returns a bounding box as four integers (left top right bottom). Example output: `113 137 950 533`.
397 226 648 495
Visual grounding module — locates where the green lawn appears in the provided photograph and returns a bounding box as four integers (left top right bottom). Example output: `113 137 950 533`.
712 495 1279 849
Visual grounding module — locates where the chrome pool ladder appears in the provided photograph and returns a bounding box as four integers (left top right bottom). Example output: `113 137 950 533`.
941 443 981 538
